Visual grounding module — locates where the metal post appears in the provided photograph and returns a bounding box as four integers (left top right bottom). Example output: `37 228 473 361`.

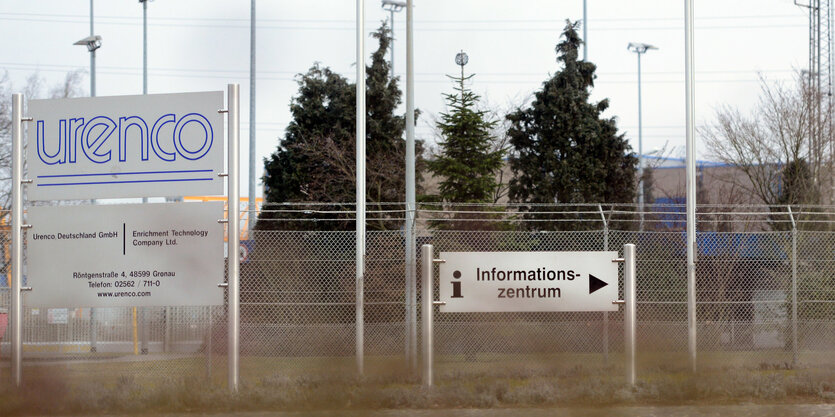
248 0 257 231
142 0 147 95
788 206 798 366
583 0 588 61
405 0 417 371
90 0 96 98
89 0 98 353
684 0 698 373
599 205 609 365
227 83 241 392
11 93 24 387
390 8 395 75
206 307 213 380
637 51 644 231
356 0 366 376
421 244 434 387
623 243 637 386
140 309 148 354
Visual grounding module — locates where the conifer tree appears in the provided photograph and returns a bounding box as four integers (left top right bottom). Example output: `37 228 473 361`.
259 23 422 230
428 64 504 204
507 21 637 230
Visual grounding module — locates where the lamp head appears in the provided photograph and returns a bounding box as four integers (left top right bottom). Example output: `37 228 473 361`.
74 35 102 52
627 42 658 54
381 0 406 11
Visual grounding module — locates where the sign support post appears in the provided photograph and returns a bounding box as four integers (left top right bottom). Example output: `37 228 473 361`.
10 93 24 387
226 84 241 393
623 243 637 386
422 243 635 387
421 244 441 387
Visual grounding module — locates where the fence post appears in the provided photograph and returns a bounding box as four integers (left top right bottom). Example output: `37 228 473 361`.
599 204 609 365
623 243 637 386
421 244 435 387
788 206 798 366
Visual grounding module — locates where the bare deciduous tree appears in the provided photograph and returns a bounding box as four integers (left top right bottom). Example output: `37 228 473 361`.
700 72 831 209
0 70 85 217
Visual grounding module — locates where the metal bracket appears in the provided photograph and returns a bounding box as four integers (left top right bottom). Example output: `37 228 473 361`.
432 301 446 306
218 219 229 224
21 287 32 292
21 117 33 122
612 300 625 305
218 109 228 114
21 179 33 184
218 283 229 288
612 258 625 263
21 224 32 229
217 173 229 177
433 259 446 264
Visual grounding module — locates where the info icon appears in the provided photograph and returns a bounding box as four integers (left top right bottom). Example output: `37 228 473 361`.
451 270 463 298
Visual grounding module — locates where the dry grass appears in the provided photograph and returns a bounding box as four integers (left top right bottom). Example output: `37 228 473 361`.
1 353 834 416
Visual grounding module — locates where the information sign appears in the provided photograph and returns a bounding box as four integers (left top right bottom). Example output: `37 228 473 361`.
26 202 224 307
439 251 619 312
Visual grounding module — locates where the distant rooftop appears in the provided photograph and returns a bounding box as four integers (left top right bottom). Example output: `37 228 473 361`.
644 155 730 169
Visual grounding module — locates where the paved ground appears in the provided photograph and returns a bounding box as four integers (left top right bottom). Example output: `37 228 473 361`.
109 404 835 417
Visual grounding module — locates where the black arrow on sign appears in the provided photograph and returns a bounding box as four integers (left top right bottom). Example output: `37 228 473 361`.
589 274 608 294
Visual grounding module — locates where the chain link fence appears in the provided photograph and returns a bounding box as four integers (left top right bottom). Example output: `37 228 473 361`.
1 203 834 388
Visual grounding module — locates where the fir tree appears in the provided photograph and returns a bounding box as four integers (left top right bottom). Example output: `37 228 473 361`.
428 65 504 204
507 20 637 230
259 23 422 230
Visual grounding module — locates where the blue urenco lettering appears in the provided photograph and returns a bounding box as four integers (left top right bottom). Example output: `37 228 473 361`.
36 113 213 165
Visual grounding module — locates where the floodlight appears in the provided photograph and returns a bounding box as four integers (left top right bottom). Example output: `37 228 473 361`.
74 35 102 52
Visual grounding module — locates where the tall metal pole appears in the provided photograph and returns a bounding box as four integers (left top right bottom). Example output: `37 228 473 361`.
583 0 588 61
390 8 395 75
140 0 149 355
11 94 24 387
249 0 257 230
227 84 241 392
90 0 96 97
684 0 698 373
142 0 147 95
355 0 366 376
637 51 644 230
628 42 656 230
404 0 417 370
89 0 97 353
789 206 798 366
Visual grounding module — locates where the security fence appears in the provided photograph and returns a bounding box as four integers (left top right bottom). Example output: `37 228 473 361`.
1 203 835 388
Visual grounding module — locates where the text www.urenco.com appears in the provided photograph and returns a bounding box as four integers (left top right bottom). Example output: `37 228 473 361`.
97 291 152 298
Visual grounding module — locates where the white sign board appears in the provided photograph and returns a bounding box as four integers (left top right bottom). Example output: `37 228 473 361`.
439 251 619 312
27 91 224 200
26 202 224 307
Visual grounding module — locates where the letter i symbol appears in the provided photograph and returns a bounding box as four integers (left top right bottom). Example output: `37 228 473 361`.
452 270 463 298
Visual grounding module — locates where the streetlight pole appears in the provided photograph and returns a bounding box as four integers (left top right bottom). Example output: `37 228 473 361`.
404 0 416 370
74 0 102 354
381 0 405 76
627 42 657 231
583 0 588 61
249 0 257 230
356 0 366 376
139 0 149 356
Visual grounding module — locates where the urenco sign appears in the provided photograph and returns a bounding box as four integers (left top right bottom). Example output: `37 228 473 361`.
27 91 223 200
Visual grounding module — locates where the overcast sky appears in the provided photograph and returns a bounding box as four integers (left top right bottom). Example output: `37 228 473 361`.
1 0 810 199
